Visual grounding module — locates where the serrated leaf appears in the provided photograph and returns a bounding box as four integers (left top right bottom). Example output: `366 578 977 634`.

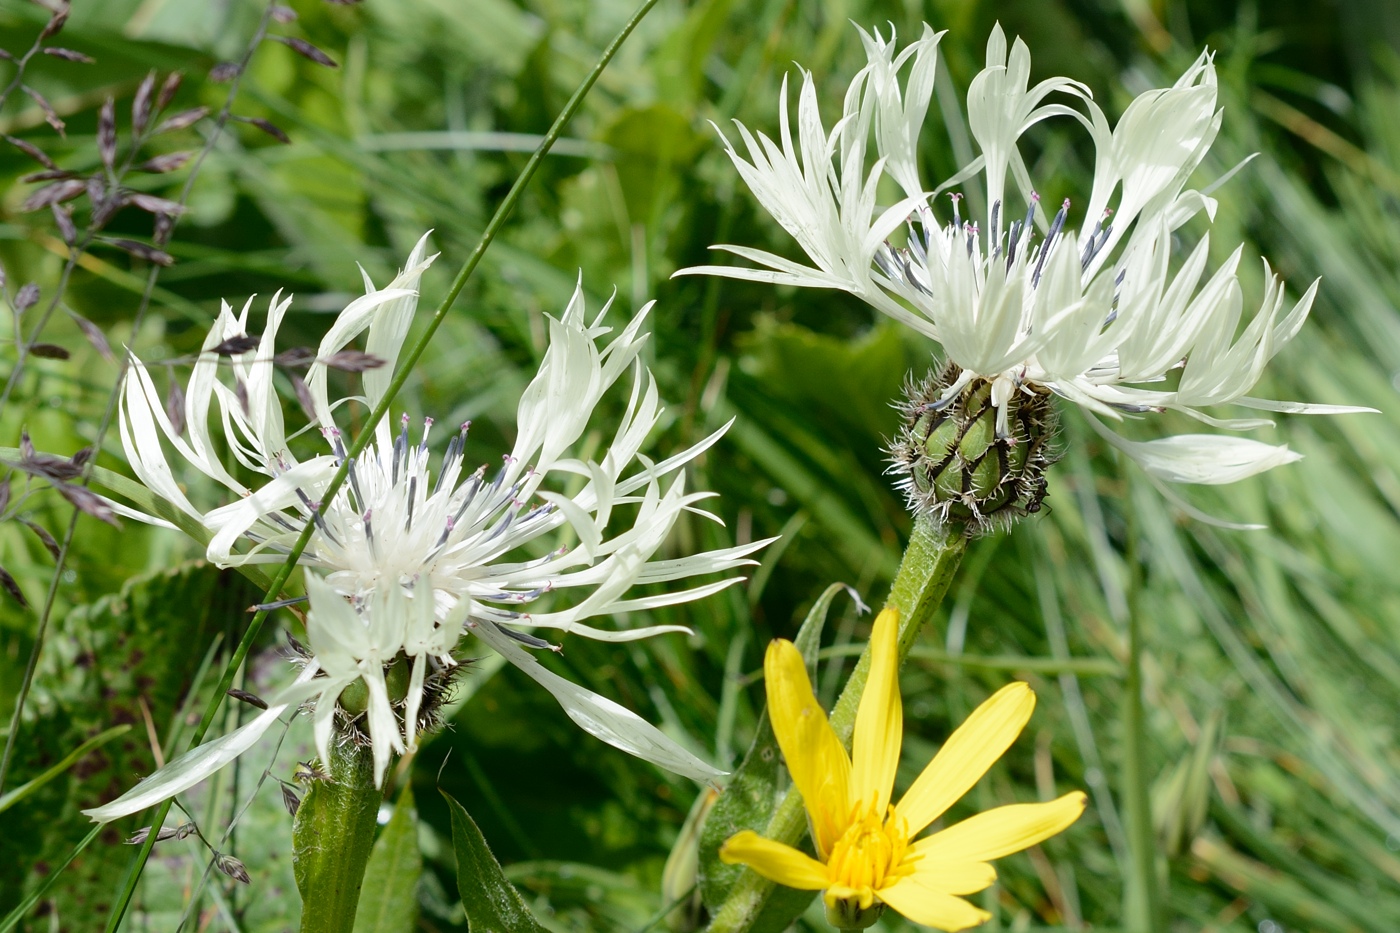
353 786 421 933
442 789 549 933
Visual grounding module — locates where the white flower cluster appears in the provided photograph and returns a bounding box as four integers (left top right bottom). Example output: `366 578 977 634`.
681 24 1370 513
87 235 763 821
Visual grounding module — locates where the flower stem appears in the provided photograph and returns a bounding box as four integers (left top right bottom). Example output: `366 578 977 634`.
1121 483 1162 932
292 741 387 933
705 516 966 933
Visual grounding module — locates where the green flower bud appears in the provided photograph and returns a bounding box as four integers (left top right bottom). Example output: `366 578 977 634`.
337 678 369 716
385 655 411 705
336 656 414 716
890 361 1058 533
332 651 460 752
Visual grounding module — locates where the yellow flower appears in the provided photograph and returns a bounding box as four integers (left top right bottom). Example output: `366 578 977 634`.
719 608 1086 931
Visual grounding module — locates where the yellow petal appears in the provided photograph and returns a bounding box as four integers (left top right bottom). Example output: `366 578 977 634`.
898 859 997 896
851 608 902 815
877 880 992 931
911 791 1087 863
765 638 851 857
719 830 830 890
895 682 1035 834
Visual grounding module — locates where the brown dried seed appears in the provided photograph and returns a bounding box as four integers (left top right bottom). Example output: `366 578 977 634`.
0 565 27 609
51 203 76 244
226 688 269 710
236 116 290 144
4 134 56 169
21 169 75 183
274 346 316 368
211 334 260 356
234 378 249 417
322 350 384 372
21 178 85 213
21 85 64 136
56 483 120 527
209 61 242 82
132 70 156 134
105 238 174 267
135 151 193 174
214 853 250 885
280 782 301 816
71 312 112 361
97 97 116 171
156 71 183 110
39 8 68 39
154 106 208 134
14 283 39 312
20 519 60 559
28 343 70 360
42 47 93 63
166 376 186 437
11 445 82 481
126 193 186 217
289 373 317 422
272 35 337 68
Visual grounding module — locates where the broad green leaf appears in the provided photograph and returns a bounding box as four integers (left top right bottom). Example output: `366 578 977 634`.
697 583 863 922
441 788 549 933
353 786 422 933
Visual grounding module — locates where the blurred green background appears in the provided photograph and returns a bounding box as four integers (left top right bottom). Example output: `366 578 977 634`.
2 0 1400 929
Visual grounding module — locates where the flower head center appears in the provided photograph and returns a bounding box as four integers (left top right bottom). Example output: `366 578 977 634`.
826 805 912 897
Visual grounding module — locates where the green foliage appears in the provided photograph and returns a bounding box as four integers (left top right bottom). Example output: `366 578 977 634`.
0 0 1398 931
0 561 257 927
696 585 858 929
442 788 549 933
353 786 422 933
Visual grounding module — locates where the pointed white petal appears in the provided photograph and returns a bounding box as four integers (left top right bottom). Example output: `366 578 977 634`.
1104 429 1302 485
470 620 723 783
82 670 322 823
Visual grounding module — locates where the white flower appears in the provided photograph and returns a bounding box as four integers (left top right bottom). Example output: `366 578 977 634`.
87 237 766 821
679 24 1372 504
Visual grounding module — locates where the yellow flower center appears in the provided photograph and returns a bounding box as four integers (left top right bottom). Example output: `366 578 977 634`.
825 804 915 904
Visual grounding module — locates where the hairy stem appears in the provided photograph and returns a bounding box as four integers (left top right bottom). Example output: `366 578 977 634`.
705 516 966 933
292 741 386 933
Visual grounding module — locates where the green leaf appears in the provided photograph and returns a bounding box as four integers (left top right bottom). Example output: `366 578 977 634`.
0 562 260 925
697 583 862 920
353 786 422 933
441 788 549 933
0 725 130 814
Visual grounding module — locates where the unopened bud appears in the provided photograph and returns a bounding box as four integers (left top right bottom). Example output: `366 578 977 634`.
889 361 1057 533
